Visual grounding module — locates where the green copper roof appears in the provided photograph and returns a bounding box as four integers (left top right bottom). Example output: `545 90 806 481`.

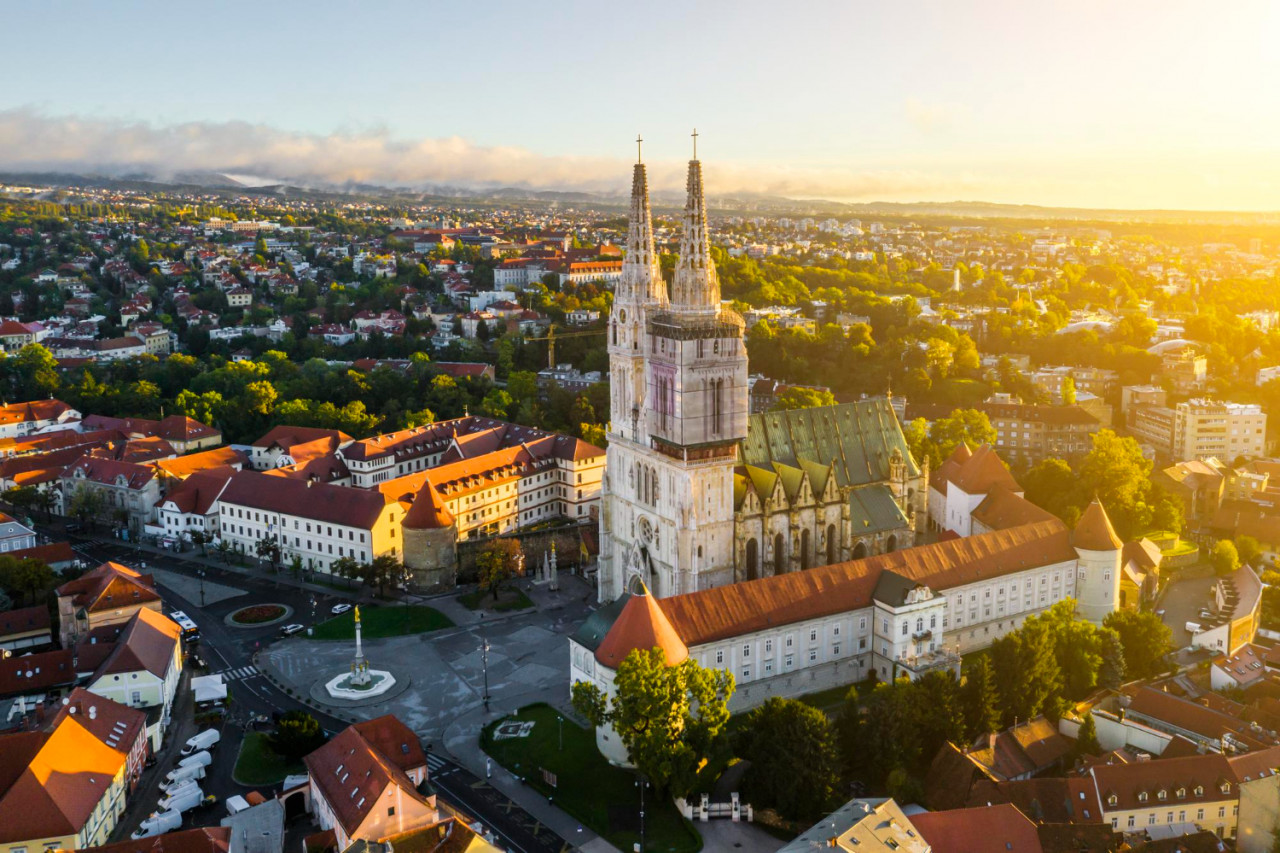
771 461 806 501
848 484 910 535
740 398 919 488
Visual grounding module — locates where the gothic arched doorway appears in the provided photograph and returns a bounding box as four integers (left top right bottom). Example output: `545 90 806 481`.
745 538 759 581
852 540 868 560
826 524 836 565
800 529 811 571
773 533 785 575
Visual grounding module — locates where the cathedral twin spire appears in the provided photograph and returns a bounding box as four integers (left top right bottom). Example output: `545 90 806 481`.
623 131 720 314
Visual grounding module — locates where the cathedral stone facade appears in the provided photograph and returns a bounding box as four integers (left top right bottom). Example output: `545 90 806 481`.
597 150 923 602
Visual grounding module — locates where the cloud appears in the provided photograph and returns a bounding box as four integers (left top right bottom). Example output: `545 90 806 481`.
0 107 995 203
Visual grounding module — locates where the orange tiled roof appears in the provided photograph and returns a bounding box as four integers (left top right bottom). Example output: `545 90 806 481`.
596 588 688 668
1074 499 1122 551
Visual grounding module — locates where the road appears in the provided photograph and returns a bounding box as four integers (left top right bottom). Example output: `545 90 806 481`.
72 537 572 853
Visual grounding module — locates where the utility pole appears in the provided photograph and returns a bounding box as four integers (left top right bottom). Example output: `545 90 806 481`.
481 634 491 710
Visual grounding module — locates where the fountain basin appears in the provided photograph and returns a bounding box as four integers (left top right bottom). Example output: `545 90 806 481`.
324 669 397 700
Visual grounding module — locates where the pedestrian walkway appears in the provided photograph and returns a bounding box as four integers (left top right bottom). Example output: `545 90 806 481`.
216 665 260 681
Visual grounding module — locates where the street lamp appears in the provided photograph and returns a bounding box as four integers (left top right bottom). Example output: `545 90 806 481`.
481 635 491 710
635 775 648 853
197 569 206 607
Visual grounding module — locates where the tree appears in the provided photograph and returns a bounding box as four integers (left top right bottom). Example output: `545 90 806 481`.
1075 712 1101 757
990 618 1062 725
269 710 327 761
475 538 523 601
363 554 402 595
927 409 997 467
772 387 837 411
1103 610 1174 680
0 557 54 606
1210 539 1240 576
737 697 838 821
332 555 361 589
255 535 280 570
1023 458 1083 526
572 647 734 799
1237 535 1263 566
961 655 1001 738
1098 628 1127 689
3 486 38 519
190 530 210 556
67 485 105 528
215 539 232 564
1076 430 1153 540
834 685 862 781
1060 376 1076 406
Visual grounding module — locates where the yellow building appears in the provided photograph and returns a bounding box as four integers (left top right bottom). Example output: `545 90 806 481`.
0 714 130 852
1092 753 1238 840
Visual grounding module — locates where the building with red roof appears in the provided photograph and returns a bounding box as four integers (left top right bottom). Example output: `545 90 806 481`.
56 562 162 647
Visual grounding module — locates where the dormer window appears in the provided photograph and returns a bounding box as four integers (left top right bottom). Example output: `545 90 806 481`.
1107 795 1117 806
1137 792 1148 803
1194 786 1204 797
1176 788 1186 799
1157 790 1167 800
1220 783 1230 794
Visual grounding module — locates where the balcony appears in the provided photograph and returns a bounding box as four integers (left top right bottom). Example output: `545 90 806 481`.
895 646 961 679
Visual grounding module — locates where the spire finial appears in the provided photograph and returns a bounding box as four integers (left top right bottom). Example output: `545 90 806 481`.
636 134 643 163
691 128 699 160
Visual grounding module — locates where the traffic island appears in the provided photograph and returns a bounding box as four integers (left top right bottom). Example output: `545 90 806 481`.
225 603 293 628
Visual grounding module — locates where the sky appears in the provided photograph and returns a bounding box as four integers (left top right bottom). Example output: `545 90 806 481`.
3 0 1280 209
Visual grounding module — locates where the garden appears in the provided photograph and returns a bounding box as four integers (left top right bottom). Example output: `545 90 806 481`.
229 604 288 625
309 604 453 640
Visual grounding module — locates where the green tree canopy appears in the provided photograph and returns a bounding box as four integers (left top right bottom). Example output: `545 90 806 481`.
1103 610 1174 680
572 647 734 799
737 697 839 821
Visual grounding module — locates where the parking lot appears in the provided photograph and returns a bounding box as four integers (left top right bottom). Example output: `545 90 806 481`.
1158 570 1221 649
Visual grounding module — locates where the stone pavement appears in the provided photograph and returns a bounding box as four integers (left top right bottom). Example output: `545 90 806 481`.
147 566 247 606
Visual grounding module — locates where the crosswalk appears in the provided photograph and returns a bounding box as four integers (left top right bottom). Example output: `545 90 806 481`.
426 753 453 775
215 665 259 681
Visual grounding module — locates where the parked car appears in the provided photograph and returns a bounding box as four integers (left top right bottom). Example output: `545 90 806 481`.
279 623 305 637
180 729 221 756
1199 608 1213 619
330 603 353 615
131 810 182 839
225 795 252 816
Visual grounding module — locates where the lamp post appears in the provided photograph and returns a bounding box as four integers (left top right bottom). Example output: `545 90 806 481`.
197 568 206 607
557 715 563 752
481 635 491 710
636 775 648 853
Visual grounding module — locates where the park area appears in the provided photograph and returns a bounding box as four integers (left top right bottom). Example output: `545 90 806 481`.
482 703 702 853
309 605 453 640
234 731 306 785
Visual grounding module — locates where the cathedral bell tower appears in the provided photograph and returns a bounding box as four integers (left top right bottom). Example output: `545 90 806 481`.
598 133 749 602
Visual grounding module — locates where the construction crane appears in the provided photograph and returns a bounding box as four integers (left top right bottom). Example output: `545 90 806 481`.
524 325 606 369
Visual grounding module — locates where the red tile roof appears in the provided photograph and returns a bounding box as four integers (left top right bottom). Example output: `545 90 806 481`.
951 444 1022 495
656 519 1073 647
220 470 389 528
0 400 76 427
596 590 688 668
157 467 236 514
1074 500 1123 551
49 688 147 761
75 827 231 853
911 803 1043 853
0 605 51 637
1091 753 1235 812
303 719 436 837
0 713 128 843
95 608 180 679
57 562 160 614
10 541 77 567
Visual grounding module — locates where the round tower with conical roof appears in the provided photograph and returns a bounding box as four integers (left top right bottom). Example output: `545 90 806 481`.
1072 498 1124 624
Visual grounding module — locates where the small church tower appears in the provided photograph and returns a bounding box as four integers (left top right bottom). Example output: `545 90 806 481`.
1073 499 1123 624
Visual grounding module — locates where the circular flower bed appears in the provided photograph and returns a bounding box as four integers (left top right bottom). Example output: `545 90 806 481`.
230 604 287 625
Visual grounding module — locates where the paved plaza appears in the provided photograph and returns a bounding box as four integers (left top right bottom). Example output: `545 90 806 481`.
148 566 247 606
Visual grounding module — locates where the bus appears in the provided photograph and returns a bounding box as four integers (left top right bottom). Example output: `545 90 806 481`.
169 610 201 643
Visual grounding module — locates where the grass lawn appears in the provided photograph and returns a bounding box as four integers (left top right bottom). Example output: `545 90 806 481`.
234 732 305 786
483 704 702 853
459 587 534 612
309 605 454 640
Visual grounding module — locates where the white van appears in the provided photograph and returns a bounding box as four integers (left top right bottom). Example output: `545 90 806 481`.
1185 621 1202 634
225 795 252 816
131 810 182 839
158 783 204 814
181 729 221 756
162 763 206 791
178 749 213 769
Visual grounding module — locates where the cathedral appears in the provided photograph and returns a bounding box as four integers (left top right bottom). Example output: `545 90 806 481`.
597 145 926 603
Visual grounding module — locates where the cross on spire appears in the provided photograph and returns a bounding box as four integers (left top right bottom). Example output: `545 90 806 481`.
691 128 699 160
636 134 643 163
